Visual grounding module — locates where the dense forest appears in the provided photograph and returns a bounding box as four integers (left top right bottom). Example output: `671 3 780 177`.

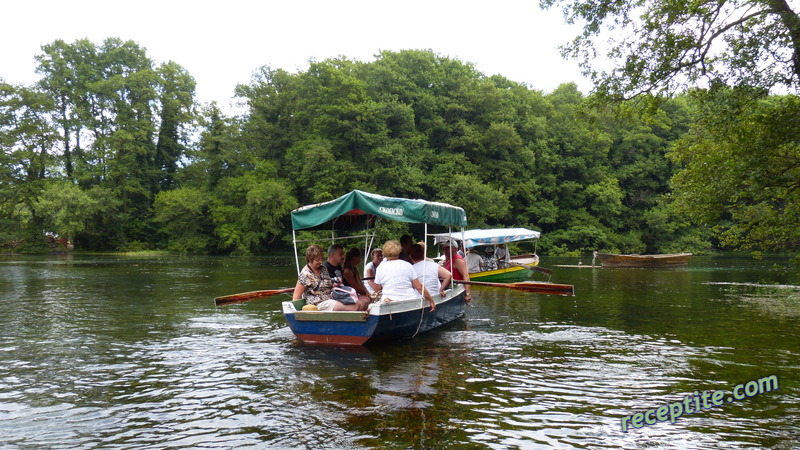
1 38 796 257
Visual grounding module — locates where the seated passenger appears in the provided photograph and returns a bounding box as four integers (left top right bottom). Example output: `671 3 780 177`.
409 244 451 297
495 244 511 268
363 247 383 293
465 248 483 273
370 240 435 311
342 247 372 308
399 234 414 262
441 240 472 303
482 247 498 271
292 245 366 311
324 243 344 280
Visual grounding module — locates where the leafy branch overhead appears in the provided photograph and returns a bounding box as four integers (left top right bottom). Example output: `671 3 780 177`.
541 0 800 98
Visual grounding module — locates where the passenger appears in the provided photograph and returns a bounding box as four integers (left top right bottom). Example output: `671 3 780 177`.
341 248 373 309
399 234 414 262
482 247 498 271
363 247 383 293
465 248 483 273
409 244 451 297
292 245 364 311
370 240 436 311
441 240 472 303
416 241 428 259
495 244 511 268
324 243 344 280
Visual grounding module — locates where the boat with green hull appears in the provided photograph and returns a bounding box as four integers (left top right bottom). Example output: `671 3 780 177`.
432 228 542 281
468 264 531 282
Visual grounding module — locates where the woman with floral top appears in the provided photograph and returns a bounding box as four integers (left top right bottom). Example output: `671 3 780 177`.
292 244 365 311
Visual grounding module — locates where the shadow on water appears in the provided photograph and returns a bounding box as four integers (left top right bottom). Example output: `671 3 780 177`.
0 254 798 448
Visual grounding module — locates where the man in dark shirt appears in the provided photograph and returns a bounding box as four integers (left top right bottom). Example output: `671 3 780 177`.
324 243 344 282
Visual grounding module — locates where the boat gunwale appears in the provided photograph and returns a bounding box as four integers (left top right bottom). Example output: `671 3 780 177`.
282 285 466 321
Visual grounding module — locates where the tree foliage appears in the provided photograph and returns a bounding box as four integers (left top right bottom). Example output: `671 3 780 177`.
2 42 718 255
541 0 800 98
542 0 800 255
671 85 800 252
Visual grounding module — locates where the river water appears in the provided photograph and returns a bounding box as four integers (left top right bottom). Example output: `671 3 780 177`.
0 254 798 449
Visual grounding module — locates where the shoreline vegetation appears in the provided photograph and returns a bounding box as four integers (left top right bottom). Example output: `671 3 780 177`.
1 40 797 260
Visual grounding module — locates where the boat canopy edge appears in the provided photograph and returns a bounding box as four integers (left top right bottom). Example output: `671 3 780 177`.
432 227 541 248
291 190 468 230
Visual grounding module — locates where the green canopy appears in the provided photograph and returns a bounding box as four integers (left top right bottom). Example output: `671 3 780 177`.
291 190 468 230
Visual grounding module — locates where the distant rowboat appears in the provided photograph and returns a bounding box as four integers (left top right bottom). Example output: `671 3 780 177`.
593 252 692 268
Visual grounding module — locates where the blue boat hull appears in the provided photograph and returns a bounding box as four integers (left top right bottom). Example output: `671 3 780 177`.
282 287 467 345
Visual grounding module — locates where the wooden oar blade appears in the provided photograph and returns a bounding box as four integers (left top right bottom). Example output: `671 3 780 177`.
508 282 575 296
456 279 575 296
214 287 294 306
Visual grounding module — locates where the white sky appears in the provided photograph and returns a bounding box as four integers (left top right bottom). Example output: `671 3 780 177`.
2 0 590 112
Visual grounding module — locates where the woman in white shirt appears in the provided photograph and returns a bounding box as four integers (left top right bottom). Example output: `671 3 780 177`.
409 244 451 297
370 240 435 311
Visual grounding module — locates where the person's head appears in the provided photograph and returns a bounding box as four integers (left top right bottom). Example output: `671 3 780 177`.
408 244 425 263
400 234 413 249
382 240 402 259
371 247 383 264
440 241 457 259
305 245 324 267
344 247 362 268
327 243 344 265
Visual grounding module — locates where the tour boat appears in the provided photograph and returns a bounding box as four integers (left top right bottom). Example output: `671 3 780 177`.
282 190 469 345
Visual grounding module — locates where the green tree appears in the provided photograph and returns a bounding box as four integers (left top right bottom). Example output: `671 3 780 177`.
34 39 97 178
33 181 120 244
542 0 799 254
208 161 298 254
30 38 194 249
154 61 196 191
153 187 210 253
671 86 800 252
0 82 59 248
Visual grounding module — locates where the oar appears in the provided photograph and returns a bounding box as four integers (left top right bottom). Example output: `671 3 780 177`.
456 280 575 296
214 288 294 306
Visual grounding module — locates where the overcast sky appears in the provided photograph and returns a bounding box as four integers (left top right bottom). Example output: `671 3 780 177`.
2 0 590 111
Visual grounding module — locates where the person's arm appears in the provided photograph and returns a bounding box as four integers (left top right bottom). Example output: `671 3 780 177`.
292 281 305 301
368 279 381 292
343 267 368 295
412 278 436 312
369 270 382 292
437 266 452 296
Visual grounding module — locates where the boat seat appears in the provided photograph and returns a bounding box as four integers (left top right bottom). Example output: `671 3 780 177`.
291 299 306 310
